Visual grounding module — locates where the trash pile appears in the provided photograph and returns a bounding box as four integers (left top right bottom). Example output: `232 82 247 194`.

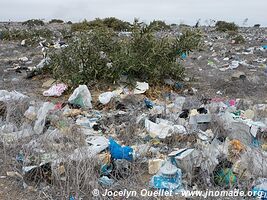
1 24 267 199
1 77 267 198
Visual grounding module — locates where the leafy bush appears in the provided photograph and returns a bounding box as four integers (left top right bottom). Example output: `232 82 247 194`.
22 19 45 27
148 20 171 31
102 17 131 31
113 25 182 84
179 24 191 28
71 18 131 32
232 35 245 44
49 19 64 24
49 28 120 86
0 30 10 40
48 25 202 86
59 29 72 39
70 20 95 32
0 29 53 45
215 21 238 32
175 28 203 54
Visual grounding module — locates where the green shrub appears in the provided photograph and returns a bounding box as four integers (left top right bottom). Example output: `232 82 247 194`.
102 17 131 31
0 30 10 40
71 20 90 32
70 19 101 32
71 18 131 32
59 29 72 39
232 35 245 44
148 20 171 31
49 19 64 24
22 19 45 27
0 28 53 45
215 21 238 32
48 25 202 86
179 24 190 28
117 26 203 84
113 25 182 84
175 28 203 55
49 28 120 86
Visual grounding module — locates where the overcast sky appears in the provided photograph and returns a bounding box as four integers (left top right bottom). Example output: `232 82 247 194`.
1 0 266 26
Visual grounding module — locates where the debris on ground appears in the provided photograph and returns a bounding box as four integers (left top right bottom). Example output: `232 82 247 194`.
0 22 267 199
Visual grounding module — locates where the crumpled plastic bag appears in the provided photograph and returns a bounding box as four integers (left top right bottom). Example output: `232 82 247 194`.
150 159 182 191
99 92 116 105
109 138 133 161
252 178 267 199
134 82 149 94
24 106 37 121
68 85 92 108
145 119 187 139
43 83 67 97
34 102 54 134
0 90 28 102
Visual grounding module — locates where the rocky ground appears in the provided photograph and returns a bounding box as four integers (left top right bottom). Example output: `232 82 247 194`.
0 23 267 200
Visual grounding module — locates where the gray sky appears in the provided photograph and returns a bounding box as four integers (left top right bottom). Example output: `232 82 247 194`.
1 0 266 26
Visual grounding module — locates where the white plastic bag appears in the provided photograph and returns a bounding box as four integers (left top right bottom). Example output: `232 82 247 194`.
34 102 54 134
68 85 92 108
98 92 116 105
134 82 149 94
24 106 37 121
0 90 28 102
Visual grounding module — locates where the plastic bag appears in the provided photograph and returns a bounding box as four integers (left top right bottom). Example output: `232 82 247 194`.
150 160 182 191
134 82 149 94
109 138 133 161
34 102 54 134
43 83 67 97
0 90 28 102
24 106 37 120
99 92 116 105
68 85 92 108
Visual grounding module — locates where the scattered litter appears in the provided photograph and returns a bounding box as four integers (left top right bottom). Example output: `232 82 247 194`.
99 176 115 186
148 159 164 175
43 83 68 97
144 98 154 109
68 85 92 109
0 90 28 102
150 159 183 191
1 24 267 198
99 92 116 105
21 39 26 46
109 138 133 161
134 82 149 94
34 102 54 134
19 57 29 62
229 61 239 69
